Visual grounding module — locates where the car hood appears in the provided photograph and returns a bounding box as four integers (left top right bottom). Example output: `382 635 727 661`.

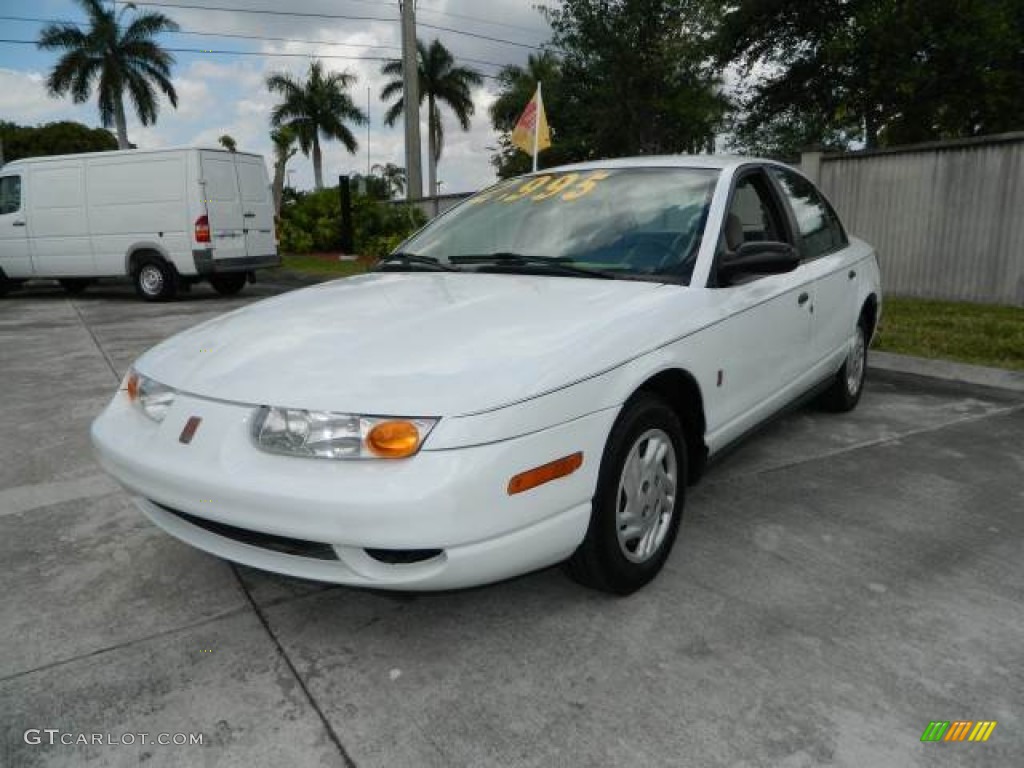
136 272 686 416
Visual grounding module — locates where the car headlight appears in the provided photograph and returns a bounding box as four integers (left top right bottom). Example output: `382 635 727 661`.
251 406 438 460
125 369 176 423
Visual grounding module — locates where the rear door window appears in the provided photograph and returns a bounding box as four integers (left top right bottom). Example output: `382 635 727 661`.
770 168 847 259
203 156 241 202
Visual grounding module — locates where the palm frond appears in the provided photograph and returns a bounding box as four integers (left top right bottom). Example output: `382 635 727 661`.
121 11 179 44
383 99 404 127
380 80 403 102
37 24 89 51
125 71 159 125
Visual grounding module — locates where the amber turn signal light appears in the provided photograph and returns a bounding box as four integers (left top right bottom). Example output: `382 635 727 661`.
125 371 140 401
366 420 421 458
507 452 583 495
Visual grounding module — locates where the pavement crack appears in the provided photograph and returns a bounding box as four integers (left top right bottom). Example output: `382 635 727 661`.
703 401 1024 488
68 297 121 383
0 606 250 686
230 565 358 768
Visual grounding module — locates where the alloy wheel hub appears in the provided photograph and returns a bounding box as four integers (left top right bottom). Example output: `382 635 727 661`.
615 428 677 564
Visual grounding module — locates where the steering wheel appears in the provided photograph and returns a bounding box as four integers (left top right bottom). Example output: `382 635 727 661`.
623 230 696 273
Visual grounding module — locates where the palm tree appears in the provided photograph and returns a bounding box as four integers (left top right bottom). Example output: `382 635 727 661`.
381 39 482 197
37 0 179 150
218 134 237 152
371 162 406 199
266 60 367 190
489 51 560 131
270 126 298 216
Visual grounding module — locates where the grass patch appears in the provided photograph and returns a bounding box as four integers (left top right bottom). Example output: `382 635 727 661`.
270 253 373 280
874 297 1024 371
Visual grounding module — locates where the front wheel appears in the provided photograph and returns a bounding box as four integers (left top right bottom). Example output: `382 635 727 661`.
566 393 687 595
209 272 247 296
820 321 868 412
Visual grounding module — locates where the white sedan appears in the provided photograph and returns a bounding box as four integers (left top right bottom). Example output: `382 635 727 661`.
92 156 881 594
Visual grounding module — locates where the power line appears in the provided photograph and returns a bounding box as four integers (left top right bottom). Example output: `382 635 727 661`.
127 1 555 51
0 14 403 53
1 14 512 72
286 0 550 35
132 1 395 24
0 37 504 77
416 5 550 35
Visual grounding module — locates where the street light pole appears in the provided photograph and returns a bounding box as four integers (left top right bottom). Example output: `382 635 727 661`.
399 0 422 200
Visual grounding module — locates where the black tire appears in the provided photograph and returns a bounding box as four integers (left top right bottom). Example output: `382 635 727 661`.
0 271 10 298
133 256 178 302
209 272 247 296
820 317 869 412
59 278 91 295
566 392 687 595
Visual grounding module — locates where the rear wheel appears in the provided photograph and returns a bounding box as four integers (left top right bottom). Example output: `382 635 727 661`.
209 272 247 296
133 257 178 302
820 319 868 412
566 393 686 594
59 278 91 295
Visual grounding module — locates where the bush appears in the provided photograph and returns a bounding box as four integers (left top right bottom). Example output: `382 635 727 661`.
279 187 427 256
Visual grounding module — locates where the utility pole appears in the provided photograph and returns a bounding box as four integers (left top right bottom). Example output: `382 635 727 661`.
366 86 371 178
399 0 422 200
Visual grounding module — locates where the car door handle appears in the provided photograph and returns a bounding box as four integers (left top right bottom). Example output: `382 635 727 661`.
848 269 856 279
798 292 810 306
12 220 26 227
243 212 256 218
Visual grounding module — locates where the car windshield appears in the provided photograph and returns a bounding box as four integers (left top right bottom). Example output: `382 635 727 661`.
398 168 719 283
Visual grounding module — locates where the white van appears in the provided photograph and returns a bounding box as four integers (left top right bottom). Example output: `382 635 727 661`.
0 147 278 301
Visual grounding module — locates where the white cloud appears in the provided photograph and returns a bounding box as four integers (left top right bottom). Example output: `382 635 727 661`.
0 68 95 124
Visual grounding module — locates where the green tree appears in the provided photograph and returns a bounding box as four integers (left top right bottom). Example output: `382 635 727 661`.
381 39 482 197
218 134 237 152
270 126 298 217
718 0 1024 155
267 60 367 190
0 120 118 162
371 162 407 198
542 0 728 160
37 0 179 149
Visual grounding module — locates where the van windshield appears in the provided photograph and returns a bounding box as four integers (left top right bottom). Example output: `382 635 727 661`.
399 168 718 283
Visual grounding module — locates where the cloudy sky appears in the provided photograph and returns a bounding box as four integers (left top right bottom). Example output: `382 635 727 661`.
0 0 554 193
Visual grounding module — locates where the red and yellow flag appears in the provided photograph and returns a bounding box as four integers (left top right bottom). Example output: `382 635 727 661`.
510 83 551 164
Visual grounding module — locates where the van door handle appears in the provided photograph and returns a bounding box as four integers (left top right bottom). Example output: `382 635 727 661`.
848 269 856 279
12 220 26 227
243 212 256 218
797 292 810 306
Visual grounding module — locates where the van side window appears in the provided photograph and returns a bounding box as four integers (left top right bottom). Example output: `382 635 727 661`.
0 176 21 215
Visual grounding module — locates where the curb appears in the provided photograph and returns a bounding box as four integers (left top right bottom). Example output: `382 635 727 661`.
869 350 1024 394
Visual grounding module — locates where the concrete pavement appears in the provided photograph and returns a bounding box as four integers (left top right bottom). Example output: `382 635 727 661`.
1 279 1022 767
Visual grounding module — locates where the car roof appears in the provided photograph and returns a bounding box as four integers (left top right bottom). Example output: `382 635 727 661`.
533 154 787 175
2 146 262 167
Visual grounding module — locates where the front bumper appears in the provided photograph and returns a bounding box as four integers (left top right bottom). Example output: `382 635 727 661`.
91 390 614 590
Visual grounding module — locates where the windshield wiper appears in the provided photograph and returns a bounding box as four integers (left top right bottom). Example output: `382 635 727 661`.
449 252 614 279
376 252 459 272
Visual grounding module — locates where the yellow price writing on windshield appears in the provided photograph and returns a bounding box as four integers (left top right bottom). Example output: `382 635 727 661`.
494 171 613 204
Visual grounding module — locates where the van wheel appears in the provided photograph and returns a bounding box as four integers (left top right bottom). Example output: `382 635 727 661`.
133 257 178 302
59 278 92 295
566 392 686 595
209 273 247 296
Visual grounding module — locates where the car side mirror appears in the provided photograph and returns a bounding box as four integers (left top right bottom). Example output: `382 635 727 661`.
719 241 800 284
